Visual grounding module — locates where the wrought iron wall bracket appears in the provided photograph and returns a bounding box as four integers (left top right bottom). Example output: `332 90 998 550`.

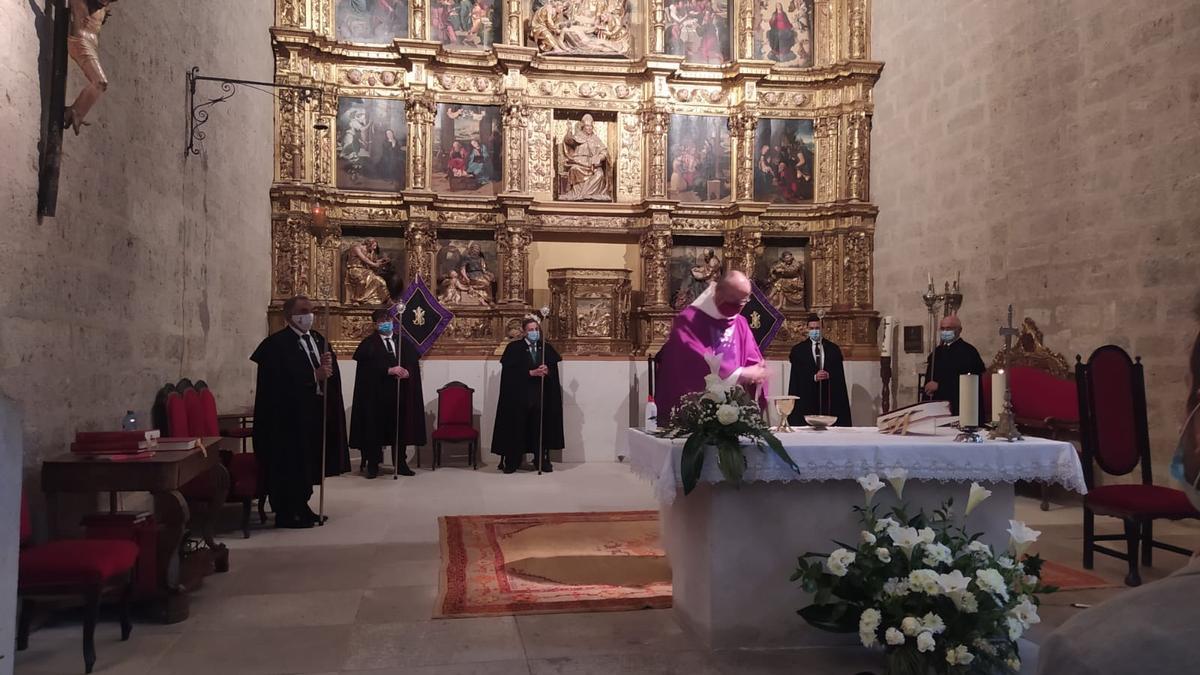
186 67 322 157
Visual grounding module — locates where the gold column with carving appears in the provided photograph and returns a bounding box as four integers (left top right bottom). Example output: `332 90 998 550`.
406 90 435 192
502 91 529 195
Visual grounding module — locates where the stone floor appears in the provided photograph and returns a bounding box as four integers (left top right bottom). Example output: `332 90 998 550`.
13 460 1199 675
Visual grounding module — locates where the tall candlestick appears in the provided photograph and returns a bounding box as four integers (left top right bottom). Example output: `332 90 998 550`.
991 371 1007 424
959 374 979 428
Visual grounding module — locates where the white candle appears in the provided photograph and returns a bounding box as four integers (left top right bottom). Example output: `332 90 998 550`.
991 370 1007 424
959 374 979 428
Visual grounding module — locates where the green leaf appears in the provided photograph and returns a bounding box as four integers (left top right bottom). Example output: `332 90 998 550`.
680 433 707 496
762 432 800 474
797 604 858 633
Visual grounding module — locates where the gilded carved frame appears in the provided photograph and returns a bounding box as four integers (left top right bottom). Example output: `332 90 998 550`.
271 0 880 357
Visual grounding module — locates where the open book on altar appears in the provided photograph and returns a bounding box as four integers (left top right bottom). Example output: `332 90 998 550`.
876 401 955 435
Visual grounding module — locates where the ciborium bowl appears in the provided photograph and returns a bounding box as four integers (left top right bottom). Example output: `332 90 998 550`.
805 415 838 430
770 396 798 432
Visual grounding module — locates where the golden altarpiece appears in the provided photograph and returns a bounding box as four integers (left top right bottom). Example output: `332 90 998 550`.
269 0 882 358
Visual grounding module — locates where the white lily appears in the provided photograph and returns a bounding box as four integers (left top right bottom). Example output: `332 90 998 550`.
857 474 885 504
936 570 970 595
883 467 908 499
1007 520 1042 558
887 525 921 555
966 482 993 516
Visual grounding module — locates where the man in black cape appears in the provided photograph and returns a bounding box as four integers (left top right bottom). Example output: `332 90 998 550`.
251 295 349 528
923 314 985 415
491 316 564 473
349 308 426 478
787 313 852 426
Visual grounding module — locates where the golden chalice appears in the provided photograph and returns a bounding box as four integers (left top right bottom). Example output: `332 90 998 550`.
771 396 799 432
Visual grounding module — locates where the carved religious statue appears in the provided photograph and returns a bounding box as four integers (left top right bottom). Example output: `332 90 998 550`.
436 241 495 305
529 0 632 56
343 238 394 305
559 114 611 201
765 250 806 309
672 248 722 309
64 0 117 135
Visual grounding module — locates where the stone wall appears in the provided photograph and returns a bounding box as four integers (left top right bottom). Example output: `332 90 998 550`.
872 0 1200 469
0 1 274 476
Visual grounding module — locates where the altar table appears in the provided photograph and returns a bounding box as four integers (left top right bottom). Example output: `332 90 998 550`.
41 442 229 623
628 427 1087 649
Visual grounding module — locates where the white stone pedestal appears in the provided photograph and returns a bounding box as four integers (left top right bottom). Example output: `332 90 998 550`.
660 478 1015 649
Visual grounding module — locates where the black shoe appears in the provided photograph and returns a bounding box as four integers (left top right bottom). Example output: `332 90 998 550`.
275 514 314 529
366 463 379 479
502 462 518 474
540 461 553 473
396 464 415 477
299 506 326 525
359 457 367 472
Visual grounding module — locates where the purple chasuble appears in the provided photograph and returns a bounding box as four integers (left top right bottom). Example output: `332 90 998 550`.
655 299 767 426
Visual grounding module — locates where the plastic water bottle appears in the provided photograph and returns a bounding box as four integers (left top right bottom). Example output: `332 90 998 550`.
645 396 658 432
121 410 138 431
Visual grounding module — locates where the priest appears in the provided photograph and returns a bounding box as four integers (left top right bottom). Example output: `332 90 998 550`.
655 271 768 426
922 314 985 414
491 317 565 474
349 308 425 479
251 295 349 528
787 313 852 426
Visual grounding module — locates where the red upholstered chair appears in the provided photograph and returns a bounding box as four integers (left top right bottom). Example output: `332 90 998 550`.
18 492 139 674
1076 345 1200 586
188 381 263 538
430 381 479 469
165 391 191 438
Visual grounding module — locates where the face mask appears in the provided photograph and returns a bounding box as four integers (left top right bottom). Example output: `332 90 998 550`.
526 330 541 343
808 329 822 342
940 330 956 344
377 321 393 334
293 313 315 332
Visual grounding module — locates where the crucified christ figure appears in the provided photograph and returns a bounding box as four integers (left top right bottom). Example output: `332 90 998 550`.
64 0 117 135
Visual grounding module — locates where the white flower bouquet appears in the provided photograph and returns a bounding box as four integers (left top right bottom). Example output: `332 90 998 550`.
791 474 1056 674
657 353 797 495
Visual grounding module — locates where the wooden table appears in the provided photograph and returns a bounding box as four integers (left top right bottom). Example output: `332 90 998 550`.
41 441 229 623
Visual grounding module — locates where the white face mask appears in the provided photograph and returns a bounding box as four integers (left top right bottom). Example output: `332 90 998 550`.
292 313 315 332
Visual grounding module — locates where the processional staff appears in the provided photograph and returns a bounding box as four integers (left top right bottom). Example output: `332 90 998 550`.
389 299 407 480
317 301 332 526
536 306 551 477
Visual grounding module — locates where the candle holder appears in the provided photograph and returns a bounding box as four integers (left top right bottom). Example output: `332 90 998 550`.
954 425 985 443
771 396 798 433
988 397 1024 442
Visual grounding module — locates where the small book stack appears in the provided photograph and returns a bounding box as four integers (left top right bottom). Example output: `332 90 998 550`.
71 431 205 460
877 401 955 436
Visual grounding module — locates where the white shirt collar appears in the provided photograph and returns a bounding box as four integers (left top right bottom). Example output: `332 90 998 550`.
289 324 310 338
692 284 730 321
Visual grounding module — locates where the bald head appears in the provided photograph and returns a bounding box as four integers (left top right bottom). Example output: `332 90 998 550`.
714 271 751 318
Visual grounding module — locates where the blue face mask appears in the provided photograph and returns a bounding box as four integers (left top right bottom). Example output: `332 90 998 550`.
808 329 822 342
377 321 393 334
940 330 957 344
527 330 541 343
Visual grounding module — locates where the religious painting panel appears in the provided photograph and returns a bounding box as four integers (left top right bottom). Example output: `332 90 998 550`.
340 230 407 306
430 0 502 50
432 104 503 196
664 0 731 64
553 110 617 202
753 118 815 203
335 0 409 43
752 240 809 311
433 234 499 306
667 114 730 203
529 0 634 57
336 97 408 192
669 238 725 311
753 0 814 67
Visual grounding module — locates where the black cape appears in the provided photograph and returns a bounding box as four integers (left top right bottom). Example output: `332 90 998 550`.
787 339 852 426
924 338 986 415
250 328 350 498
490 339 565 455
349 332 427 449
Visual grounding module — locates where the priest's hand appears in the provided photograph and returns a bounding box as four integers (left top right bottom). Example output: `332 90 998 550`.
739 364 767 384
924 381 939 395
388 366 410 379
314 364 333 381
529 365 549 377
814 369 830 382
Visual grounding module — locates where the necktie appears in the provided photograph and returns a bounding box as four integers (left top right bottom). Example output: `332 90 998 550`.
815 342 824 370
301 334 320 369
384 336 396 361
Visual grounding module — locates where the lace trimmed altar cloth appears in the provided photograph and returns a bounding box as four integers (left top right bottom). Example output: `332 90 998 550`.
629 426 1087 505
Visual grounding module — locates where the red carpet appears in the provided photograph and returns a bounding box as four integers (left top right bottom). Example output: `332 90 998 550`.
436 510 672 618
1039 559 1118 590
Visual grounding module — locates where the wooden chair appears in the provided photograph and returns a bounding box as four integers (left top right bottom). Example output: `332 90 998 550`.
17 492 138 674
430 381 479 469
1076 345 1200 586
986 318 1080 510
197 381 265 537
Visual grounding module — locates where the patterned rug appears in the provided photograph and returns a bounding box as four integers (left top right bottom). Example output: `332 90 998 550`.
1038 560 1118 590
436 510 672 618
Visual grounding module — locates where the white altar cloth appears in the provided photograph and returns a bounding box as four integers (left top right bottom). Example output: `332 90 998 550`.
628 427 1087 649
630 426 1087 505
